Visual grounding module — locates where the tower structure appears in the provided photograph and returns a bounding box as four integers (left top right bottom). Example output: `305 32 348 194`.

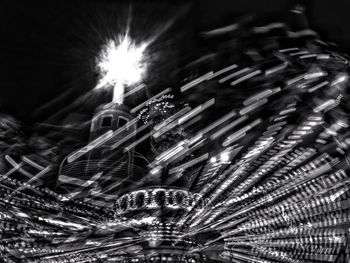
56 102 139 207
89 102 136 159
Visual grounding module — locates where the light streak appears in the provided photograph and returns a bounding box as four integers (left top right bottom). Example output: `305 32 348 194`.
111 121 152 150
223 118 262 147
253 22 285 33
299 54 317 59
151 133 204 167
124 131 152 152
180 72 213 92
4 155 48 180
230 69 262 86
331 74 348 86
218 67 251 83
152 107 192 139
154 106 191 132
131 87 172 114
200 109 236 135
278 47 299 53
239 98 268 115
5 155 22 170
286 74 305 86
168 153 209 174
317 54 330 60
279 107 296 116
208 64 238 79
289 50 309 56
39 217 87 230
107 83 146 107
154 142 186 163
5 165 51 200
67 130 114 163
304 71 327 80
178 98 215 125
308 81 329 93
66 172 104 199
222 132 246 147
182 115 202 129
150 166 162 175
243 88 280 106
267 121 287 131
202 23 239 36
210 115 248 140
67 118 139 163
313 99 337 113
22 156 45 170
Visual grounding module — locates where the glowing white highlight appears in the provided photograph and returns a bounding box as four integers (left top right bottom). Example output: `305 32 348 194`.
220 152 230 163
96 35 148 103
210 157 217 163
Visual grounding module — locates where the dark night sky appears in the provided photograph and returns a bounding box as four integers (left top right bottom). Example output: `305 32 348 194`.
0 0 349 124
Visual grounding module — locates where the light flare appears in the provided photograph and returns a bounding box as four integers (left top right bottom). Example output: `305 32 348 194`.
96 35 148 103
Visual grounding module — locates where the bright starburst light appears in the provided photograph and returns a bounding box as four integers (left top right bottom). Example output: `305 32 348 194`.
96 35 148 103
